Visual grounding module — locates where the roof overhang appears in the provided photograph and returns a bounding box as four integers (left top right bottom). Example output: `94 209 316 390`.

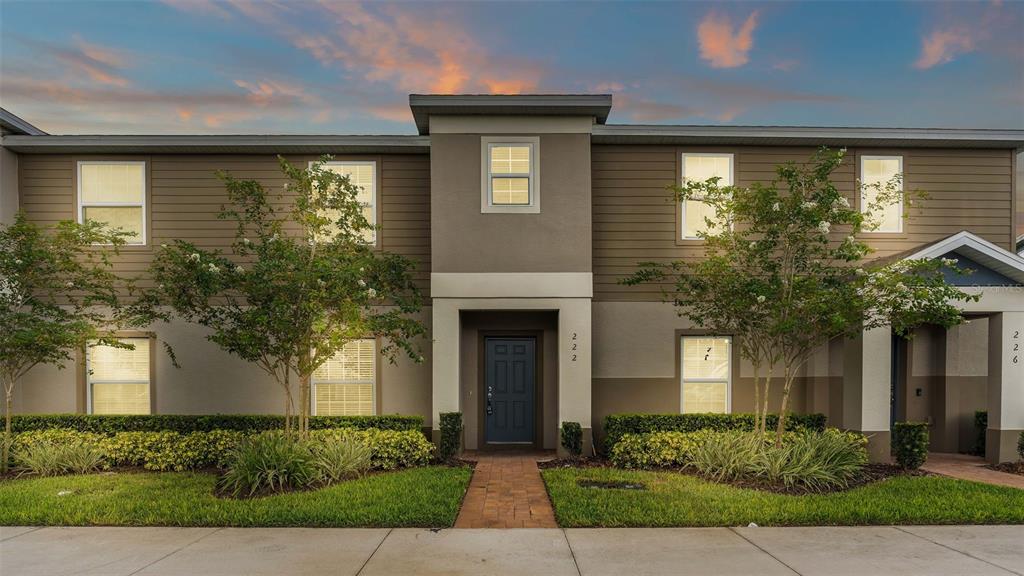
592 125 1024 149
0 134 430 154
0 108 46 136
904 231 1024 284
409 94 612 135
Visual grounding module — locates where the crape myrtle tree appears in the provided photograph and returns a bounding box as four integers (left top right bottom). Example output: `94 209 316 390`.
624 148 978 443
145 156 424 436
0 215 140 471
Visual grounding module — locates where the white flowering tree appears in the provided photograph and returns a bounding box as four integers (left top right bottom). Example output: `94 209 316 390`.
1 215 141 470
143 156 424 435
625 148 978 442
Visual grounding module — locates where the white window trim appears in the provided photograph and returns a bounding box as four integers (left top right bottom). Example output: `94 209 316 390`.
310 340 377 416
313 160 378 245
77 160 147 246
679 153 734 240
680 335 732 414
859 155 904 234
85 338 152 415
480 136 540 214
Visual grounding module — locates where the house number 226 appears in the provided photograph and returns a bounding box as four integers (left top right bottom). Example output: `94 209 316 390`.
570 332 578 362
1014 330 1019 365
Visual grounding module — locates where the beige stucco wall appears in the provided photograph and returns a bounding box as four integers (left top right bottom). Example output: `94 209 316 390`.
14 309 434 424
429 131 592 273
1 147 18 224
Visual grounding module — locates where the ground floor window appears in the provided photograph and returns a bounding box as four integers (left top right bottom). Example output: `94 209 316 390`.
681 335 731 413
87 337 152 415
312 339 376 416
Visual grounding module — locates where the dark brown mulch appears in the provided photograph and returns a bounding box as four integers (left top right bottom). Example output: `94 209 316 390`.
537 457 608 470
542 458 932 496
989 461 1024 477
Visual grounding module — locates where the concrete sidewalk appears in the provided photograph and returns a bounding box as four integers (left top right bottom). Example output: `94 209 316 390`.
2 525 1022 575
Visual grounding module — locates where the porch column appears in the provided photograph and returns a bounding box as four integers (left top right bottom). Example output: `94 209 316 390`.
557 298 593 456
430 299 460 444
843 325 892 462
987 312 1024 464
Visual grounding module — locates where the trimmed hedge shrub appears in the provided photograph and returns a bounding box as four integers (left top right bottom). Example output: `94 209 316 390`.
438 412 463 462
560 421 583 458
308 429 433 470
611 430 717 469
974 410 987 456
1018 431 1023 461
9 414 423 434
603 412 827 453
13 427 433 474
892 422 930 470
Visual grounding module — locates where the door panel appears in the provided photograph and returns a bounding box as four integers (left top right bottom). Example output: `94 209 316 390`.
485 338 536 444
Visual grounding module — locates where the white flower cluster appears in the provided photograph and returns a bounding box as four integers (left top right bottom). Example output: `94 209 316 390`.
189 253 201 262
940 258 958 267
817 221 831 234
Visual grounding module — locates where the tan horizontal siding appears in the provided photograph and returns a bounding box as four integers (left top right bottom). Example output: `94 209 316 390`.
18 153 432 296
592 145 1014 301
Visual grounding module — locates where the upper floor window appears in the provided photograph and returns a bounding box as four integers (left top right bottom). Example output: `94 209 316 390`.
860 155 903 233
312 339 376 416
320 161 377 243
481 136 540 213
78 161 146 245
681 335 731 414
680 153 733 239
87 337 152 415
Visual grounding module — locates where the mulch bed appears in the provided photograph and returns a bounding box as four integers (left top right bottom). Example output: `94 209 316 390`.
540 458 931 496
988 461 1024 477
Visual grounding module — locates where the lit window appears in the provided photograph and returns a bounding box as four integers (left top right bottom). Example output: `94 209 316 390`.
481 137 539 213
312 339 376 416
681 336 731 414
320 161 377 243
78 162 146 244
860 156 903 233
88 338 151 415
680 153 733 239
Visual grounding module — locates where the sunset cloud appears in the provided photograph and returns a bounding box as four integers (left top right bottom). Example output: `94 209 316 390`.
914 29 975 69
697 11 758 68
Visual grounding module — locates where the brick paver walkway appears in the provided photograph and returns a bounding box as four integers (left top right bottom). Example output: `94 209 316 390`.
454 451 558 528
922 452 1024 489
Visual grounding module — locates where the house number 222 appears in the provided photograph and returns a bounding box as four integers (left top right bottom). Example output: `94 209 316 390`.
570 332 578 362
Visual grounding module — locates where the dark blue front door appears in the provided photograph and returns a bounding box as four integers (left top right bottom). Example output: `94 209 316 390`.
484 338 536 444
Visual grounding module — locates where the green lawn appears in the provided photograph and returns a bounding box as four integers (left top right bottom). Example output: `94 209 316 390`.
542 467 1024 527
0 466 472 527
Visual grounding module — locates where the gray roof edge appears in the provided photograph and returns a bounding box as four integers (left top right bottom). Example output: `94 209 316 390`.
409 94 613 134
0 108 47 136
593 124 1024 147
0 134 431 153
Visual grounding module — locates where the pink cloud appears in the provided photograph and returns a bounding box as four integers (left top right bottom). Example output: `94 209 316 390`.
915 29 975 69
697 11 758 68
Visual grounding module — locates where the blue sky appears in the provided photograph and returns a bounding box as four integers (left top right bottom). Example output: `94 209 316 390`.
0 0 1021 135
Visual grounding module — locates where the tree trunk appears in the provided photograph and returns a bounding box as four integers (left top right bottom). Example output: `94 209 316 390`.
282 370 294 434
751 363 762 436
3 378 13 473
298 373 311 438
774 367 797 447
760 374 773 435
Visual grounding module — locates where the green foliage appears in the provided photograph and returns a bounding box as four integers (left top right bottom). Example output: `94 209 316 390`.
560 421 583 458
310 437 372 483
309 428 433 470
438 412 463 462
1017 431 1023 461
612 429 867 491
15 437 106 477
610 430 717 469
974 410 988 456
102 430 245 471
622 148 978 440
0 467 473 527
892 422 930 470
1 214 145 470
220 432 320 497
603 412 826 453
10 413 423 434
140 156 426 434
542 467 1024 527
